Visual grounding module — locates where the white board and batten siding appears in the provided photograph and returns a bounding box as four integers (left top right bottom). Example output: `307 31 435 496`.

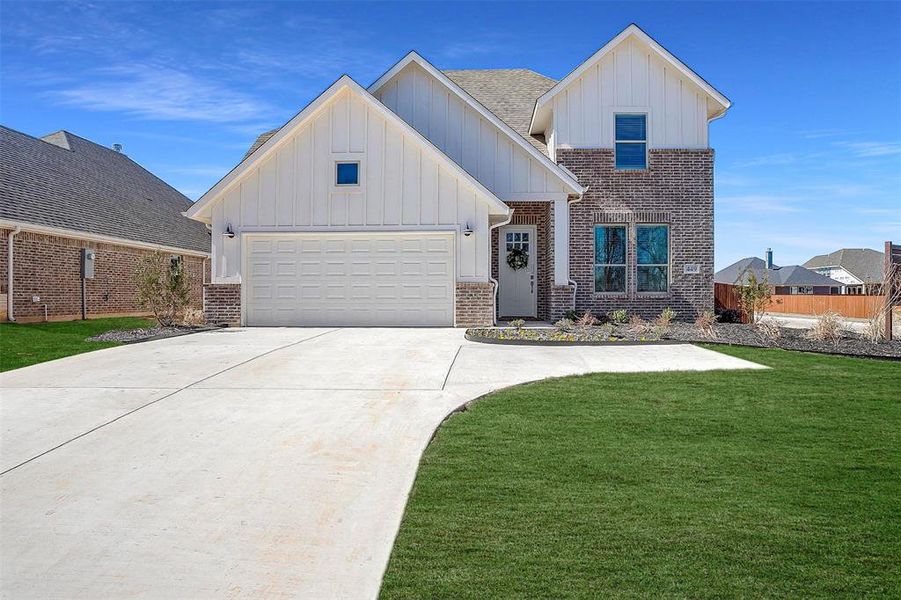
549 36 711 155
210 88 491 283
375 63 566 201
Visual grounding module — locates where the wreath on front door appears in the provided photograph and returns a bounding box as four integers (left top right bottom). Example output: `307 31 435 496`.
506 247 529 270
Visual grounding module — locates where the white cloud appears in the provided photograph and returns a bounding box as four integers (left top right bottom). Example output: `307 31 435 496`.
51 65 273 123
718 195 805 213
838 141 901 158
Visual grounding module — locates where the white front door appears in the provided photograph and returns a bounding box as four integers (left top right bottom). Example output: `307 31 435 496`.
243 232 455 326
498 225 537 318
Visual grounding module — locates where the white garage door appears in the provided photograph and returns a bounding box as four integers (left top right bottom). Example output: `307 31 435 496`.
244 232 455 326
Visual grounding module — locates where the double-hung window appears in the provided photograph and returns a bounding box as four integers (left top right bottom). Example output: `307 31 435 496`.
615 114 647 170
636 225 669 292
594 225 627 293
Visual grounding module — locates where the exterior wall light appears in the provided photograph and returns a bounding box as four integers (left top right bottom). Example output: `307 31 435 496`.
463 223 473 237
224 224 235 239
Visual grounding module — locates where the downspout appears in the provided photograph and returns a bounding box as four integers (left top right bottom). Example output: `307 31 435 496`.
488 209 514 326
7 226 21 321
566 187 589 308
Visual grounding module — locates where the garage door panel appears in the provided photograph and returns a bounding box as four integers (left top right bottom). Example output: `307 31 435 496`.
246 232 455 326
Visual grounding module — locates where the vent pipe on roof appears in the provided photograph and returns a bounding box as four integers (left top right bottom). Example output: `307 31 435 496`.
112 143 123 153
765 248 774 269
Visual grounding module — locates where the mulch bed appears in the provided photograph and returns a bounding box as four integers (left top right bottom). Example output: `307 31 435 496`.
467 322 901 359
87 325 218 344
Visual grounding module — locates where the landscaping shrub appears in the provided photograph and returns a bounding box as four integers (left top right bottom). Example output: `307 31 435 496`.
564 309 580 321
755 319 782 343
575 311 598 328
609 309 628 324
717 308 743 324
554 318 574 333
509 318 526 330
694 311 716 338
134 251 192 327
734 268 771 324
806 312 843 343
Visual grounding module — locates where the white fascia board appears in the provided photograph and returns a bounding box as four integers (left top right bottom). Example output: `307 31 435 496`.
529 24 732 135
369 52 585 195
0 219 210 257
188 75 510 221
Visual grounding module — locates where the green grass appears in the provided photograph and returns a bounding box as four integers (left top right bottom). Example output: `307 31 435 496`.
0 317 155 372
381 346 901 598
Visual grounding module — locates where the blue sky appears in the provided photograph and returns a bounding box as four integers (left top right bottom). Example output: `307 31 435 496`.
2 1 899 268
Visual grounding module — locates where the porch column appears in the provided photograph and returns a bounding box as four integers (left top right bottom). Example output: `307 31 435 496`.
553 198 569 285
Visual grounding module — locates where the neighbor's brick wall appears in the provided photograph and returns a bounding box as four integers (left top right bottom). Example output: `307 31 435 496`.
455 281 495 327
491 201 553 320
0 228 205 322
556 149 714 320
203 283 241 326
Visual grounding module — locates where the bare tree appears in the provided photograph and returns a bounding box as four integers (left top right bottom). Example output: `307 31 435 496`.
735 268 772 324
134 251 192 327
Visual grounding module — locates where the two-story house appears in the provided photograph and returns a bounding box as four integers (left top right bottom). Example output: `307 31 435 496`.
187 24 730 327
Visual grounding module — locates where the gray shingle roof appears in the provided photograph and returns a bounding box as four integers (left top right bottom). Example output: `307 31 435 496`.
716 257 843 287
1 126 210 253
804 248 885 284
443 68 556 154
242 69 557 160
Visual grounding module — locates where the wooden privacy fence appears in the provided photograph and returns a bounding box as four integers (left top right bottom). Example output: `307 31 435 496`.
715 282 885 319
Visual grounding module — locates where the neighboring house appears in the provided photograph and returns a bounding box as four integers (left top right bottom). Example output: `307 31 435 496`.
187 24 730 327
804 248 885 295
0 126 210 322
716 252 843 295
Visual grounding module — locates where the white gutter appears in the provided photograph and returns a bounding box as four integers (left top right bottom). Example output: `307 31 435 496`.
488 210 515 326
0 220 210 258
566 186 589 308
7 226 21 321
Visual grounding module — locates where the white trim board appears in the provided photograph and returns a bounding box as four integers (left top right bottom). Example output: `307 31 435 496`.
0 219 210 258
368 51 585 196
186 75 512 222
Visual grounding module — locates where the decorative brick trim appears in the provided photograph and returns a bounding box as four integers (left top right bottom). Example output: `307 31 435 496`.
1 228 204 322
455 281 494 327
557 148 714 320
203 283 241 326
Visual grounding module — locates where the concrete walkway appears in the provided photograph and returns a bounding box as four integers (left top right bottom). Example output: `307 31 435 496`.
0 328 763 599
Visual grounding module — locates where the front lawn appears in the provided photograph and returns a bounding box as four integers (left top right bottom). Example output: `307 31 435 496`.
381 347 901 598
0 317 155 372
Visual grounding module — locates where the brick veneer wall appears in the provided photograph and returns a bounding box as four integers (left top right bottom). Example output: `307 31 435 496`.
455 281 495 326
555 148 714 320
203 283 241 326
491 201 553 320
1 228 205 322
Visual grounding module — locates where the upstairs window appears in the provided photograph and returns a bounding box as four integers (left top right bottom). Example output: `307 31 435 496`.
335 161 360 186
636 225 669 292
615 114 647 170
594 225 627 293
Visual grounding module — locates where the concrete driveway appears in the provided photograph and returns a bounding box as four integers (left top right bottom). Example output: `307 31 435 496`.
1 328 762 599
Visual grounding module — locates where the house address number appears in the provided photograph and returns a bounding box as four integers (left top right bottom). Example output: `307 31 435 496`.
683 264 701 274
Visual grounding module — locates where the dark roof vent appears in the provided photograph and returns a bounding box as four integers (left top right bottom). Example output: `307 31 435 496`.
112 143 123 153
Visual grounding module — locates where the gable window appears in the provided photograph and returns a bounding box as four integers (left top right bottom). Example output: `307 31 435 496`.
335 161 360 186
615 114 647 170
594 225 626 293
636 225 669 293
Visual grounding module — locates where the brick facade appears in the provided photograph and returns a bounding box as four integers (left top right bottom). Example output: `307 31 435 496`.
455 281 495 327
203 283 241 326
1 228 205 322
555 148 714 320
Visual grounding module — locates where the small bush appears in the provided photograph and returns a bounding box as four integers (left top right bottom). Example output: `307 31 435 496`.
134 251 192 327
576 311 598 328
755 320 782 343
564 309 580 321
864 315 885 343
609 309 629 324
628 314 652 335
181 308 205 327
717 309 743 324
805 312 842 343
656 307 677 327
554 318 574 333
509 318 526 330
694 311 716 338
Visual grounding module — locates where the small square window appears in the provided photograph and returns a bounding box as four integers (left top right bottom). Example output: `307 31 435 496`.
335 162 359 186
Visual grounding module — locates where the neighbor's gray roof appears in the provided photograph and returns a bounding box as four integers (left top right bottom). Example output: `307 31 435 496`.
804 248 885 284
0 126 210 253
242 68 557 160
715 257 844 287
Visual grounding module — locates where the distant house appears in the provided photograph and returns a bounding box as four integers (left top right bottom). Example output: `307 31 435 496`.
1 126 210 322
716 250 843 295
804 248 885 295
